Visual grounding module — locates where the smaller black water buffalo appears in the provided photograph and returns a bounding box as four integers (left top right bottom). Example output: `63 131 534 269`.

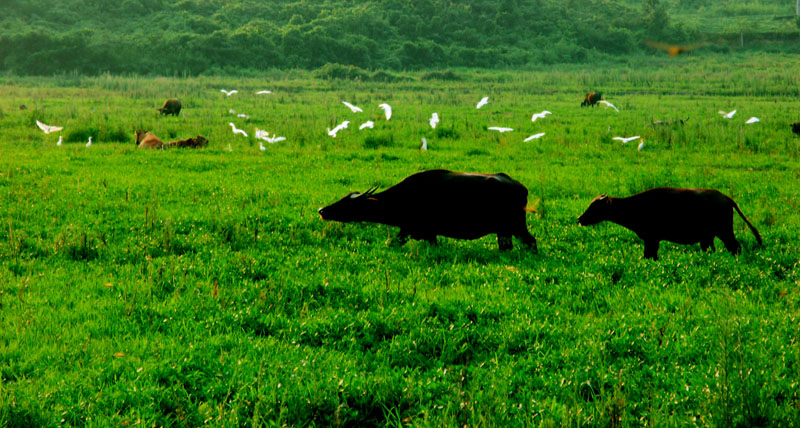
157 98 181 116
319 169 538 251
578 188 762 260
581 92 602 107
791 122 800 136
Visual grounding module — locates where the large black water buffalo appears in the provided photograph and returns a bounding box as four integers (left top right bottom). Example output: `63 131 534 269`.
578 187 762 260
157 98 181 116
319 169 538 251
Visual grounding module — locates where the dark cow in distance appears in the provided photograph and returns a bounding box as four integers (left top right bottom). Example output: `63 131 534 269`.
157 98 182 116
792 122 800 136
581 92 602 107
578 187 762 260
319 169 538 251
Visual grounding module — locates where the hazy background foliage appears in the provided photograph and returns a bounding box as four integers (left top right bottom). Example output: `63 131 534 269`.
1 0 799 75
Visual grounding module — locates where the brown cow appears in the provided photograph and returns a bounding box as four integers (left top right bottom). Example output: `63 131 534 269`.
135 130 164 149
157 99 181 116
581 92 602 107
578 187 762 260
164 135 208 149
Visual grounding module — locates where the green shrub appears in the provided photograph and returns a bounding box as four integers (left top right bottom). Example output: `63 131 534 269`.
420 70 462 81
312 63 370 81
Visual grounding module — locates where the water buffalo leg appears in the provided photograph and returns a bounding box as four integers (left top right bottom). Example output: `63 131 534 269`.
700 238 716 252
643 240 660 260
719 231 741 255
498 235 513 251
394 231 409 246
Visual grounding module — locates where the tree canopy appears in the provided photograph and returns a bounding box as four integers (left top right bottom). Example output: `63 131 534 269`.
0 0 796 75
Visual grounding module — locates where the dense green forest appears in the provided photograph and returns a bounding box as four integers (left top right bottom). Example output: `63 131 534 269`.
1 0 798 75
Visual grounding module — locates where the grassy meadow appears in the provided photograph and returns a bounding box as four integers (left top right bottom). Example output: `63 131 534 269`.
1 55 800 427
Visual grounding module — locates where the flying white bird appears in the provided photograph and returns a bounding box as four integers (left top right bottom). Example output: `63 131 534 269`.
327 120 350 138
718 110 736 119
429 113 439 129
57 136 63 146
531 110 552 122
488 127 513 133
598 100 619 111
220 89 238 96
379 103 392 120
476 97 489 109
613 136 640 144
229 122 248 137
85 136 92 148
638 141 645 151
745 117 760 124
420 137 428 151
237 113 250 119
359 121 374 130
342 101 363 113
256 130 285 146
524 133 546 141
36 120 63 134
270 135 286 143
256 90 272 95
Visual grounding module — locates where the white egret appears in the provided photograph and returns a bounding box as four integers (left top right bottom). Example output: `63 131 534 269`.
259 141 266 151
531 110 552 122
638 141 645 151
36 120 63 134
327 120 350 138
220 89 238 96
237 113 250 119
718 110 736 119
598 100 619 111
229 122 248 137
524 133 545 141
57 136 63 146
745 117 760 124
488 127 513 133
342 101 363 113
270 135 286 143
86 136 92 148
421 137 428 151
359 121 374 130
256 90 272 95
476 97 489 109
228 109 236 114
379 103 392 120
429 113 439 129
613 136 640 144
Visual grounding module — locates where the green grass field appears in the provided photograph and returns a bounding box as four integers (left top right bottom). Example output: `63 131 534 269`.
1 55 799 427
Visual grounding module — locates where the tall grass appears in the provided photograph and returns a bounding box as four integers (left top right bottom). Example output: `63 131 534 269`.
0 56 799 427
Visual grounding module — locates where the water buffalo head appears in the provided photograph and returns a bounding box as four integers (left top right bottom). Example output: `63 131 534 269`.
578 194 611 226
318 186 379 222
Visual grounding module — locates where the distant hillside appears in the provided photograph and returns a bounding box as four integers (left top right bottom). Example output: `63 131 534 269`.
1 0 798 75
